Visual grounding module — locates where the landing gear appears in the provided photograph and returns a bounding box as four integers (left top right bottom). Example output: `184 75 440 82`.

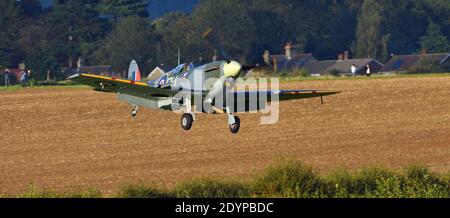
181 98 195 131
225 106 240 134
181 113 194 130
229 116 240 134
131 105 139 117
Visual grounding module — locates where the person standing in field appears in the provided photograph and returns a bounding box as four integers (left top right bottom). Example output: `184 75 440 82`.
366 64 371 77
351 64 357 77
20 70 29 87
4 68 11 86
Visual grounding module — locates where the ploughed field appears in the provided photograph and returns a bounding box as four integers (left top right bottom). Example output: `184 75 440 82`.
1 76 449 195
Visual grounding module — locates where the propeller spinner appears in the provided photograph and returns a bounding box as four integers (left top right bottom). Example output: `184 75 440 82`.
223 61 242 78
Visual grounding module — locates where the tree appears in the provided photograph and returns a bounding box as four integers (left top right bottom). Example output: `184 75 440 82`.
48 0 109 66
154 12 200 65
305 0 362 59
418 19 450 53
26 48 59 81
97 16 156 74
192 0 256 64
352 0 390 62
422 0 450 38
97 0 149 20
18 0 43 18
0 1 25 67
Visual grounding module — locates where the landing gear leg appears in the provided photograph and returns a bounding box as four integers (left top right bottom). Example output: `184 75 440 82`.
181 98 195 131
131 105 139 117
226 106 240 134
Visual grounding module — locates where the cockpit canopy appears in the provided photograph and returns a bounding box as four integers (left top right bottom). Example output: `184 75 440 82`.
147 63 195 88
169 63 194 75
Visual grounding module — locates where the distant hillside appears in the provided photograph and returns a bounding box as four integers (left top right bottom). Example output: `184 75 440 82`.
39 0 199 18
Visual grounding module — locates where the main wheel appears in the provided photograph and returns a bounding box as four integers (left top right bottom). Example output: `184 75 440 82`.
229 116 240 134
181 113 194 130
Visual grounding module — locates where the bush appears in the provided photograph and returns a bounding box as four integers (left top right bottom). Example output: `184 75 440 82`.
29 79 37 87
372 176 406 198
401 166 449 198
326 69 344 77
17 184 101 198
326 168 397 198
276 71 289 77
291 68 310 77
174 178 250 198
252 160 326 197
116 184 173 198
6 161 450 198
57 80 77 86
408 58 446 74
36 80 60 86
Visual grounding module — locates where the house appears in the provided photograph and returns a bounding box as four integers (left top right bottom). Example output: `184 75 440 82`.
147 67 165 81
147 65 175 81
263 42 316 72
380 53 450 73
302 58 384 76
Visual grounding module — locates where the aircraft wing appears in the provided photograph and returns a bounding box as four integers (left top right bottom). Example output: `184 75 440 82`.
67 73 178 99
225 89 339 113
232 90 339 101
276 90 339 101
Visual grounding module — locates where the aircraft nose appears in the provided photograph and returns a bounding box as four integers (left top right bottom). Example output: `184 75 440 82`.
223 61 242 78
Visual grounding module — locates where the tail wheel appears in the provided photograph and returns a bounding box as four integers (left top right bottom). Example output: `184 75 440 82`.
131 106 138 118
181 113 194 130
229 116 240 134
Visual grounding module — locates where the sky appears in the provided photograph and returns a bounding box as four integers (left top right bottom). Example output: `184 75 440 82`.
38 0 199 19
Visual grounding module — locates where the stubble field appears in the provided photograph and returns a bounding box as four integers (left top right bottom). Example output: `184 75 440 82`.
1 76 449 195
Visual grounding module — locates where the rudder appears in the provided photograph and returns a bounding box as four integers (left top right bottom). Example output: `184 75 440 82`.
128 60 141 81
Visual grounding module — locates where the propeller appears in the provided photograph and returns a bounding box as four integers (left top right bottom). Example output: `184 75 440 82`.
202 28 231 62
202 28 257 79
202 28 242 78
202 28 242 117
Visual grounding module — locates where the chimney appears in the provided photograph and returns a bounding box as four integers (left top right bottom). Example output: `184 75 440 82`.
77 57 82 70
285 42 293 60
212 50 218 62
263 50 270 65
273 57 278 72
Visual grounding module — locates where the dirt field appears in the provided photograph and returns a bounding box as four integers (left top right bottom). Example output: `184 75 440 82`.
1 76 450 195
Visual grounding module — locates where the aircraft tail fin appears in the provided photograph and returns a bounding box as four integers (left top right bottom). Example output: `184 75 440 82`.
128 60 141 81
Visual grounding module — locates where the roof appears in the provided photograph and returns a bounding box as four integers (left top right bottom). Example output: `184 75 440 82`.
303 59 384 75
302 60 336 75
270 53 317 71
380 53 450 72
148 67 165 80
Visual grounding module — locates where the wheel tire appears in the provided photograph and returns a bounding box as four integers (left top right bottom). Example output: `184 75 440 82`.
181 113 194 130
229 116 240 134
